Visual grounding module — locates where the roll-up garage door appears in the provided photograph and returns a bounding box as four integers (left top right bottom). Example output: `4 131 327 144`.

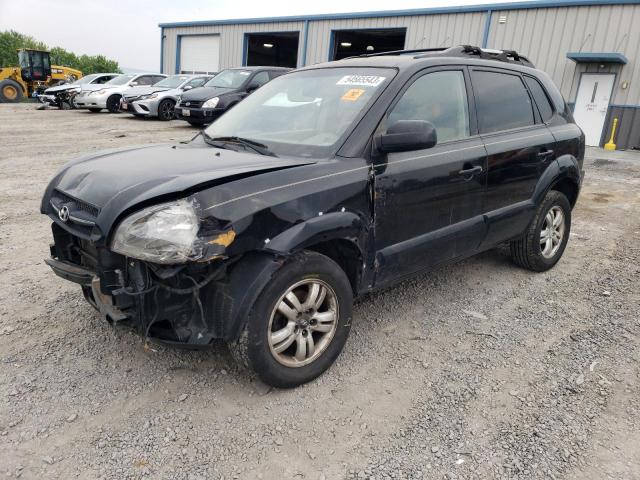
179 35 220 74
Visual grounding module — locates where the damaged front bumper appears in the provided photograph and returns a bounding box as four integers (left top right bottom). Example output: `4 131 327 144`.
46 222 232 346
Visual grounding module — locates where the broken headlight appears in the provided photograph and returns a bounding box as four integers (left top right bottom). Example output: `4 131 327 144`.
111 200 201 264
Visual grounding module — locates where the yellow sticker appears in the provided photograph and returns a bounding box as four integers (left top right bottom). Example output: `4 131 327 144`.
341 88 365 102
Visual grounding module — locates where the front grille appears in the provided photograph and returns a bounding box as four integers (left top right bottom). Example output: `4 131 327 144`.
52 190 100 218
182 100 203 108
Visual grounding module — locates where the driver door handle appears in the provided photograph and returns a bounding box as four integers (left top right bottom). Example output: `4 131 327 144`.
458 165 483 176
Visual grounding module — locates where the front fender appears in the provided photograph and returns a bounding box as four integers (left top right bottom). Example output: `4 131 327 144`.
264 211 368 255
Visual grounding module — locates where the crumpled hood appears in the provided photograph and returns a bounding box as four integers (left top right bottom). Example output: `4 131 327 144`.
180 86 234 102
42 137 315 235
44 83 79 94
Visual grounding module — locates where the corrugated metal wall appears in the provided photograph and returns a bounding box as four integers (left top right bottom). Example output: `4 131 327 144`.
486 3 640 106
304 12 486 63
162 21 305 73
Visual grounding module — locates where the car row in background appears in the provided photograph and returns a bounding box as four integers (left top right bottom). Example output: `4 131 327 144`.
38 66 292 125
120 74 212 120
175 66 290 126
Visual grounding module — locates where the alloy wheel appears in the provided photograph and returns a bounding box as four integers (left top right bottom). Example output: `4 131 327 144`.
540 205 565 258
267 279 339 368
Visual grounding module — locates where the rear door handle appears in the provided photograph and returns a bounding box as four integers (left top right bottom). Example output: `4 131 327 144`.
537 149 555 159
458 165 483 176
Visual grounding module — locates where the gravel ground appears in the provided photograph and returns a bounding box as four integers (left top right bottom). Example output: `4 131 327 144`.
0 104 638 480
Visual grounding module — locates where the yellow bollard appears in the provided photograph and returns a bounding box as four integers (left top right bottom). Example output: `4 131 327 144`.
604 117 618 150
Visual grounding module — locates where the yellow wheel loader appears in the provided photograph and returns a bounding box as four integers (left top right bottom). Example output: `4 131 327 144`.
0 49 83 103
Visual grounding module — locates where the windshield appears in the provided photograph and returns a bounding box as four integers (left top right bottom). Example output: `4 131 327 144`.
205 69 252 89
154 75 190 88
204 68 394 157
105 74 135 85
75 74 100 85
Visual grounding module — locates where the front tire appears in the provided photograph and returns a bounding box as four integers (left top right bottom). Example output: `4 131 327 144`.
88 108 102 113
510 190 571 272
157 99 175 121
229 251 353 388
106 95 121 113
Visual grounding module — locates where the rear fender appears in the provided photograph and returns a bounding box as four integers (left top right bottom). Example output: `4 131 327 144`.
532 154 581 206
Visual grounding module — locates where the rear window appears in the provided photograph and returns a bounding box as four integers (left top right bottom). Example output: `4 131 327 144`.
472 70 535 134
524 76 554 122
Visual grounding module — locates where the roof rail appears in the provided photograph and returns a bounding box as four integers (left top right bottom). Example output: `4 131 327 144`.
345 44 535 68
346 47 448 59
418 45 535 67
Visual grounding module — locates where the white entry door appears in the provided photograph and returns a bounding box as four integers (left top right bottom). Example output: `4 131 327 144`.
573 73 615 146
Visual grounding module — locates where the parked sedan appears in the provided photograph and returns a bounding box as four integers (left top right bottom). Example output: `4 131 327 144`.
120 74 213 120
38 73 120 109
74 73 167 113
175 67 289 126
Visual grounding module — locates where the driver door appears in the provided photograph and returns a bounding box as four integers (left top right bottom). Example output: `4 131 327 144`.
373 67 488 288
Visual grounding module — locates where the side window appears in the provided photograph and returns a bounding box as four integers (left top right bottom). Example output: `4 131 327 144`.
250 71 270 88
269 70 285 80
153 76 166 84
524 76 554 122
388 70 470 143
134 76 153 86
95 76 112 84
472 70 535 133
186 77 207 88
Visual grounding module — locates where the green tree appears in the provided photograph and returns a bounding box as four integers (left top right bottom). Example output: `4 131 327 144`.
0 30 120 74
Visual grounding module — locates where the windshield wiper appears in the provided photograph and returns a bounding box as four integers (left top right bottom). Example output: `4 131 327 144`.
206 135 277 157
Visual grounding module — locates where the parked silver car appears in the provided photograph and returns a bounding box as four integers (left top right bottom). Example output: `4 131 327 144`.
74 73 167 113
38 73 120 109
120 74 213 120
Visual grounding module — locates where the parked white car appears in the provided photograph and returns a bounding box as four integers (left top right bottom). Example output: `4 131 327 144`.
74 73 167 113
120 74 213 120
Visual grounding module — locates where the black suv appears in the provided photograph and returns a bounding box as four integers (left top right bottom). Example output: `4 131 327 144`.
41 46 584 388
175 66 290 126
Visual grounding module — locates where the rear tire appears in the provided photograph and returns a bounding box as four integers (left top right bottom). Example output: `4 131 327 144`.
187 121 204 127
0 79 23 103
106 94 121 113
157 99 176 121
510 190 571 272
229 251 353 388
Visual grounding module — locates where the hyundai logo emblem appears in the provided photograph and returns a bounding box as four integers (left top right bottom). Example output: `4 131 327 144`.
58 205 70 222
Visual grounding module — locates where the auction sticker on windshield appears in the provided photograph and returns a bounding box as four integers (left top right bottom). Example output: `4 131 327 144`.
336 75 386 87
341 88 366 101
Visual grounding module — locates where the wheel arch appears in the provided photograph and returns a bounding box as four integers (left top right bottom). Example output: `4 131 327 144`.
263 211 367 293
533 154 582 208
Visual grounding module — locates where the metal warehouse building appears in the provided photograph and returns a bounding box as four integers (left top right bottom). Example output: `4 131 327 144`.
159 0 640 149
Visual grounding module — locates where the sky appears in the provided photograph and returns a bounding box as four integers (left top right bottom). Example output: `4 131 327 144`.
1 0 529 71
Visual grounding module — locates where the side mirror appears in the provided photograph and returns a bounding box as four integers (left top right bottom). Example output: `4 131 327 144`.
375 120 437 153
246 82 261 93
183 85 193 91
